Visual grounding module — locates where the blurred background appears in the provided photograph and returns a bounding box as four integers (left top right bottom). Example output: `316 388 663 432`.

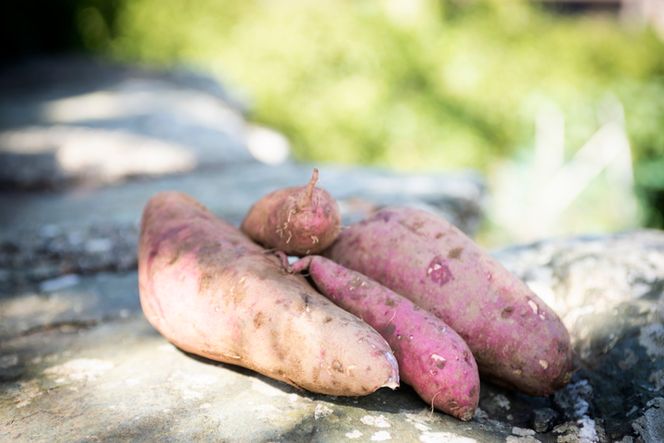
2 0 663 246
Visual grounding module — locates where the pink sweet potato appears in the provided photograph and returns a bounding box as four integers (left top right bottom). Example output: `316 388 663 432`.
325 207 574 396
291 255 480 420
138 191 398 396
241 168 341 256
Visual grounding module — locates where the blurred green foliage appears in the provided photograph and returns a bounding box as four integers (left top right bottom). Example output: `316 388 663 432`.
76 0 663 226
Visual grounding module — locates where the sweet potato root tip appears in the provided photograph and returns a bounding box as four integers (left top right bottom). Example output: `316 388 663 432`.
289 255 313 274
299 168 319 207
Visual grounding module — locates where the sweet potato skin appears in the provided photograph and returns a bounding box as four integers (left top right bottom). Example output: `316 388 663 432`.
325 207 574 396
291 255 479 420
138 191 398 396
241 169 340 256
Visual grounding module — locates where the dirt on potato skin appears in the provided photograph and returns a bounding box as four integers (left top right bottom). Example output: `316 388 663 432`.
241 169 341 256
325 207 574 397
138 191 398 396
293 255 480 421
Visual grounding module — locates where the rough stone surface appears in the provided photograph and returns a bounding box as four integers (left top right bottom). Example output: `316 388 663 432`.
496 232 664 442
1 311 512 442
2 232 662 442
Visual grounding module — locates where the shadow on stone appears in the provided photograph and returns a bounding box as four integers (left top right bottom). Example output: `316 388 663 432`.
180 349 424 415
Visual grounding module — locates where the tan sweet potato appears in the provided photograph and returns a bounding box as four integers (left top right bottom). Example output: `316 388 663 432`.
325 207 574 396
138 191 398 396
240 168 341 256
291 255 480 420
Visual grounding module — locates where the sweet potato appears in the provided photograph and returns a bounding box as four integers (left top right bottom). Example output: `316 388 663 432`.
138 191 398 396
291 255 480 420
241 168 340 256
325 207 574 396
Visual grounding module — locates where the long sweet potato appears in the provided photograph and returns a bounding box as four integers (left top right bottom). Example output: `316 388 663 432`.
240 168 340 256
138 192 398 396
325 207 574 396
291 255 480 420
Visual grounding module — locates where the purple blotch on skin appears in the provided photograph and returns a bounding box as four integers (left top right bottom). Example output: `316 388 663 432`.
427 255 453 286
377 211 393 223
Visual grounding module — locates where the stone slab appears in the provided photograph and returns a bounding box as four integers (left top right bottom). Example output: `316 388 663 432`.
2 231 663 441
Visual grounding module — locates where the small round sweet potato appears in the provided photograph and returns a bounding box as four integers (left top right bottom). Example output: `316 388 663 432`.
138 191 398 396
291 255 479 420
325 207 574 396
241 168 340 256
